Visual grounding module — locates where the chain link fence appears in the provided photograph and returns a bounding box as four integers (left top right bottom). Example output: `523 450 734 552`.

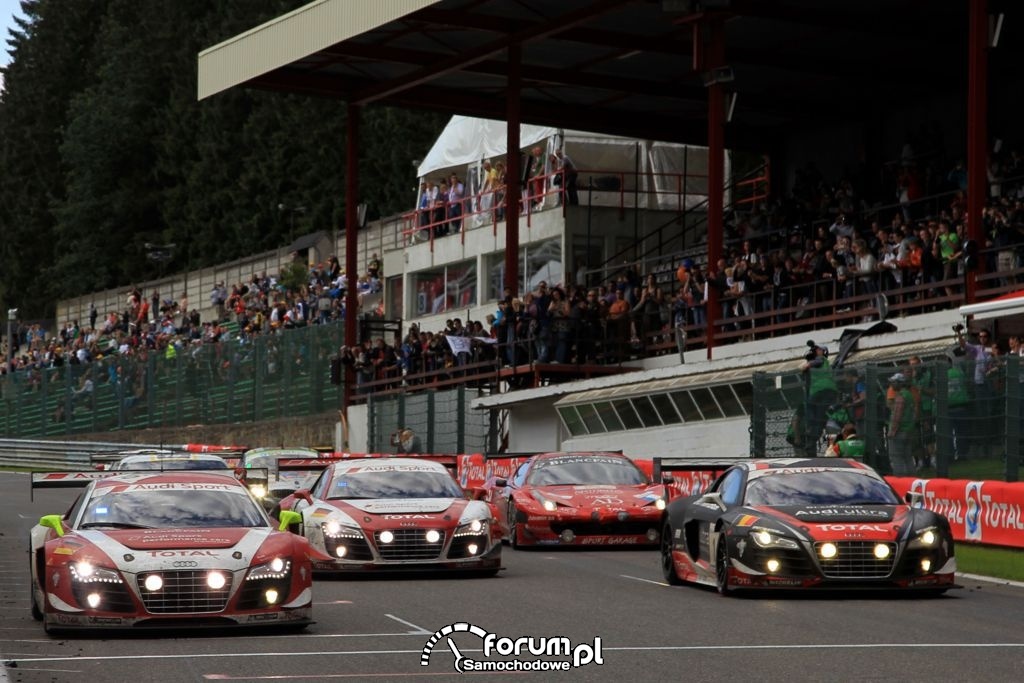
0 323 345 438
366 386 495 454
751 354 1022 482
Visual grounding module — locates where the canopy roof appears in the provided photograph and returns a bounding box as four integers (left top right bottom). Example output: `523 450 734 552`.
198 0 1022 149
959 289 1024 321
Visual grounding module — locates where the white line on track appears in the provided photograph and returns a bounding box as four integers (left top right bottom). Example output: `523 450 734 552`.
620 574 669 586
623 571 1024 590
958 572 1024 589
385 614 431 634
9 643 1024 666
203 672 513 680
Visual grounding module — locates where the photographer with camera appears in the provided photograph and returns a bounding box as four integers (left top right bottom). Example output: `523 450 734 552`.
799 340 839 457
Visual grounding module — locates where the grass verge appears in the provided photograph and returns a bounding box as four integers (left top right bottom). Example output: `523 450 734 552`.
957 543 1024 582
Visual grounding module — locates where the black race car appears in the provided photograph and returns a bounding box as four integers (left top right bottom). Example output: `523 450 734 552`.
659 458 957 595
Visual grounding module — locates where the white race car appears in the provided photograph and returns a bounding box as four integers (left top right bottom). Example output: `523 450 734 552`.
29 470 314 633
278 457 502 575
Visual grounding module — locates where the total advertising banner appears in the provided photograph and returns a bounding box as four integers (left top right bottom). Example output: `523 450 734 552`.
888 477 1024 549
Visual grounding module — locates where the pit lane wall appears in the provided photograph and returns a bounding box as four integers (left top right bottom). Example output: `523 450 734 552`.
888 477 1024 549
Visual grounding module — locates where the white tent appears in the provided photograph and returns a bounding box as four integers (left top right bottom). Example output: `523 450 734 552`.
417 116 558 179
416 115 721 213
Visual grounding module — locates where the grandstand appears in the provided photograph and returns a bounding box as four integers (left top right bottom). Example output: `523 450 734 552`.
5 1 1024 482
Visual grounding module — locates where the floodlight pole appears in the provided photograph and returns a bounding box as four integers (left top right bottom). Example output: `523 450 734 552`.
965 0 988 305
703 16 726 361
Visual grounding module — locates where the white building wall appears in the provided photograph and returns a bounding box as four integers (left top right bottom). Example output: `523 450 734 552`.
507 403 565 453
562 419 749 460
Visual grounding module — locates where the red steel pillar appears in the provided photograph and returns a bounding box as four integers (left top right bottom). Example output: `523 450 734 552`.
966 0 988 303
705 17 725 360
343 103 361 409
505 44 522 296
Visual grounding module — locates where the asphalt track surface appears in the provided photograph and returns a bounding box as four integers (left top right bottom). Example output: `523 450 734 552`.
2 471 1024 683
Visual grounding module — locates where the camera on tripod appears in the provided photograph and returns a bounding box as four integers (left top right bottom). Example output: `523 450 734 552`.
952 323 965 334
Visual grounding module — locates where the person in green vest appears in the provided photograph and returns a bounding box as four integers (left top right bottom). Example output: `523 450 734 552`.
826 423 866 459
946 352 971 460
800 342 839 457
886 373 917 475
908 355 935 470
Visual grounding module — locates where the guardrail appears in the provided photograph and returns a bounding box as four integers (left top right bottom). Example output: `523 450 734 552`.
0 438 242 470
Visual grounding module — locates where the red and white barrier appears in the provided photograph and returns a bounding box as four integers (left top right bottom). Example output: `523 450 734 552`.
888 477 1024 548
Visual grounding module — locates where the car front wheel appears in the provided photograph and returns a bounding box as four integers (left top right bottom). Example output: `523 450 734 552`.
660 523 682 585
508 502 526 549
29 546 42 621
715 533 732 596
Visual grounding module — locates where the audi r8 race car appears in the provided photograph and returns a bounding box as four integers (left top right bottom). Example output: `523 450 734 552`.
278 457 502 574
659 458 957 594
484 452 667 547
29 470 313 633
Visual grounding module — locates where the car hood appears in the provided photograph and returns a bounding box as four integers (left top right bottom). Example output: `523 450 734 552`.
328 498 460 515
756 504 899 524
535 484 660 509
72 528 275 572
87 527 261 550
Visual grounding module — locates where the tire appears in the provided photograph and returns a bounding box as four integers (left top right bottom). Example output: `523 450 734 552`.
715 533 732 596
30 585 43 621
660 523 683 585
29 546 42 621
508 503 526 549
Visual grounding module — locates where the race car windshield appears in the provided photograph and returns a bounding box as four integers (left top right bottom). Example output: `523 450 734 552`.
245 455 277 474
744 471 902 506
116 458 228 471
327 471 463 499
526 458 647 486
79 490 266 528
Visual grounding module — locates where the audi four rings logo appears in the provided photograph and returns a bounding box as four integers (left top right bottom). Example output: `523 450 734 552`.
171 560 199 568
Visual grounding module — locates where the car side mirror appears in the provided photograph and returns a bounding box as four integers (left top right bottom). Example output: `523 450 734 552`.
494 478 508 488
698 491 727 511
277 510 302 532
469 487 488 501
905 491 924 508
295 489 314 505
40 514 65 537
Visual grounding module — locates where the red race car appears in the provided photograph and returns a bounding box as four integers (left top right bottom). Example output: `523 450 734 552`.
484 451 667 547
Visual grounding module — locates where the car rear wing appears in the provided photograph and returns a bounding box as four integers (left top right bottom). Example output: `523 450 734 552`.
278 452 466 479
652 458 742 479
30 468 268 501
89 450 243 470
653 458 741 500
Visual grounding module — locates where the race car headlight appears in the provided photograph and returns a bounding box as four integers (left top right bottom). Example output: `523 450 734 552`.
532 492 563 512
454 519 488 537
909 527 940 548
70 561 122 584
249 484 267 499
322 520 363 539
654 498 667 511
247 558 291 581
750 527 799 550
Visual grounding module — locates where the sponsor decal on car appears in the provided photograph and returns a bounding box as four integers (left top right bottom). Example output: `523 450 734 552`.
735 515 759 527
421 622 603 674
580 536 639 545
